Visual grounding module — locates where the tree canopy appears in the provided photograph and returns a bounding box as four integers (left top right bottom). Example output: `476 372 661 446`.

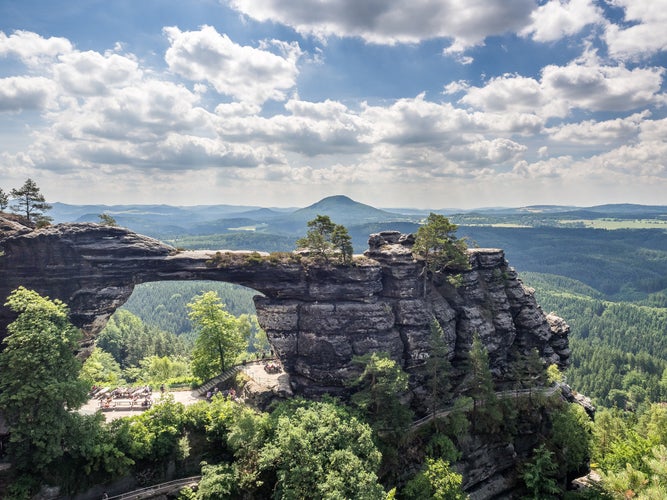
9 178 52 224
296 215 353 263
413 213 469 293
98 213 118 226
257 400 385 500
0 287 89 473
187 291 248 380
466 333 502 434
425 319 453 425
96 309 189 369
349 352 413 434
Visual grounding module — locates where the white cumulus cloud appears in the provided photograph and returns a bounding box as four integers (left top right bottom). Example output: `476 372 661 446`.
520 0 603 42
0 76 57 112
0 30 72 66
54 50 141 96
603 0 667 61
227 0 536 53
164 25 302 104
460 52 665 117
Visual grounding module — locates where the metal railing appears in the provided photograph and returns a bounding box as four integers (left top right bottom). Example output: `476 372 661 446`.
105 476 201 500
195 358 278 396
410 385 560 430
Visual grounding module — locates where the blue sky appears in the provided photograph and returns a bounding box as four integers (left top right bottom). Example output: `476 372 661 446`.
1 0 666 209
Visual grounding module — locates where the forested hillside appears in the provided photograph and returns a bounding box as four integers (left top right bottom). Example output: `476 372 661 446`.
122 281 260 336
5 200 667 498
460 227 667 301
523 272 667 408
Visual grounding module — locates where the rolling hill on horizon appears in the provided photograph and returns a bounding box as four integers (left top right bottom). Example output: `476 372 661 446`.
50 196 667 227
43 195 667 304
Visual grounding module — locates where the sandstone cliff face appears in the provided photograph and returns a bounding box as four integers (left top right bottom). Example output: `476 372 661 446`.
259 231 570 398
0 217 572 497
0 220 569 394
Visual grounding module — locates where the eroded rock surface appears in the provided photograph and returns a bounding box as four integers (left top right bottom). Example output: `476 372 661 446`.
0 220 569 391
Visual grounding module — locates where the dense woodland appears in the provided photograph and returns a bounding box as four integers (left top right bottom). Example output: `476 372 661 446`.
122 281 259 336
523 272 667 410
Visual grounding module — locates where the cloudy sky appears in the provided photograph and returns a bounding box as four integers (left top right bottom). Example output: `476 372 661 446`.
1 0 666 209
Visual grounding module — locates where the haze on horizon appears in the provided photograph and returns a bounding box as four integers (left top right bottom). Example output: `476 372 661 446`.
1 0 666 210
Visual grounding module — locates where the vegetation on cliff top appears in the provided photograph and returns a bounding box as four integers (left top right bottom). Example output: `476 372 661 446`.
2 179 52 226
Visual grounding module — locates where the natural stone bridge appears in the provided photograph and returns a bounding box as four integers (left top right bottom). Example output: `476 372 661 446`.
0 218 570 396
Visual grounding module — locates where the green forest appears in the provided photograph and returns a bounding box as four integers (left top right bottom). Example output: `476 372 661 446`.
523 272 667 410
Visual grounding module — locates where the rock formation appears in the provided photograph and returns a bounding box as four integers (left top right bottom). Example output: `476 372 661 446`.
0 219 569 389
0 216 573 497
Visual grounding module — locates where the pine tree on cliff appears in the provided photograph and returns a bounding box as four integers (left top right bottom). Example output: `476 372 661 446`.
467 333 503 434
296 215 353 263
425 318 453 428
413 213 469 297
10 178 52 224
0 187 8 211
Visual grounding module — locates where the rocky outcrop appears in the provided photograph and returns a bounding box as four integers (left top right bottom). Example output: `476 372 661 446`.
0 220 569 388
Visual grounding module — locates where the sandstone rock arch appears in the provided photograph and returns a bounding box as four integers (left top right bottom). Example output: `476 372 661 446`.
0 220 570 396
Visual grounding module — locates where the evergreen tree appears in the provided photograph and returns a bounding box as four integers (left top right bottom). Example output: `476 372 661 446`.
550 402 593 476
403 458 467 500
96 309 189 369
98 213 118 226
10 178 52 224
521 444 561 499
466 333 502 434
413 213 469 295
425 318 453 426
349 352 413 434
0 187 8 210
296 214 353 263
331 224 354 263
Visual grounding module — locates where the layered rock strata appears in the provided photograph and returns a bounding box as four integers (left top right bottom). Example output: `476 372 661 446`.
0 220 569 393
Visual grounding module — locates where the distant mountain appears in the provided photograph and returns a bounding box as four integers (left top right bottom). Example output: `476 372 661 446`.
49 202 275 225
233 208 288 220
269 195 406 233
46 199 667 244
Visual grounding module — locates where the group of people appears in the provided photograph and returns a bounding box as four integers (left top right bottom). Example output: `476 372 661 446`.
205 386 238 402
263 362 282 374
